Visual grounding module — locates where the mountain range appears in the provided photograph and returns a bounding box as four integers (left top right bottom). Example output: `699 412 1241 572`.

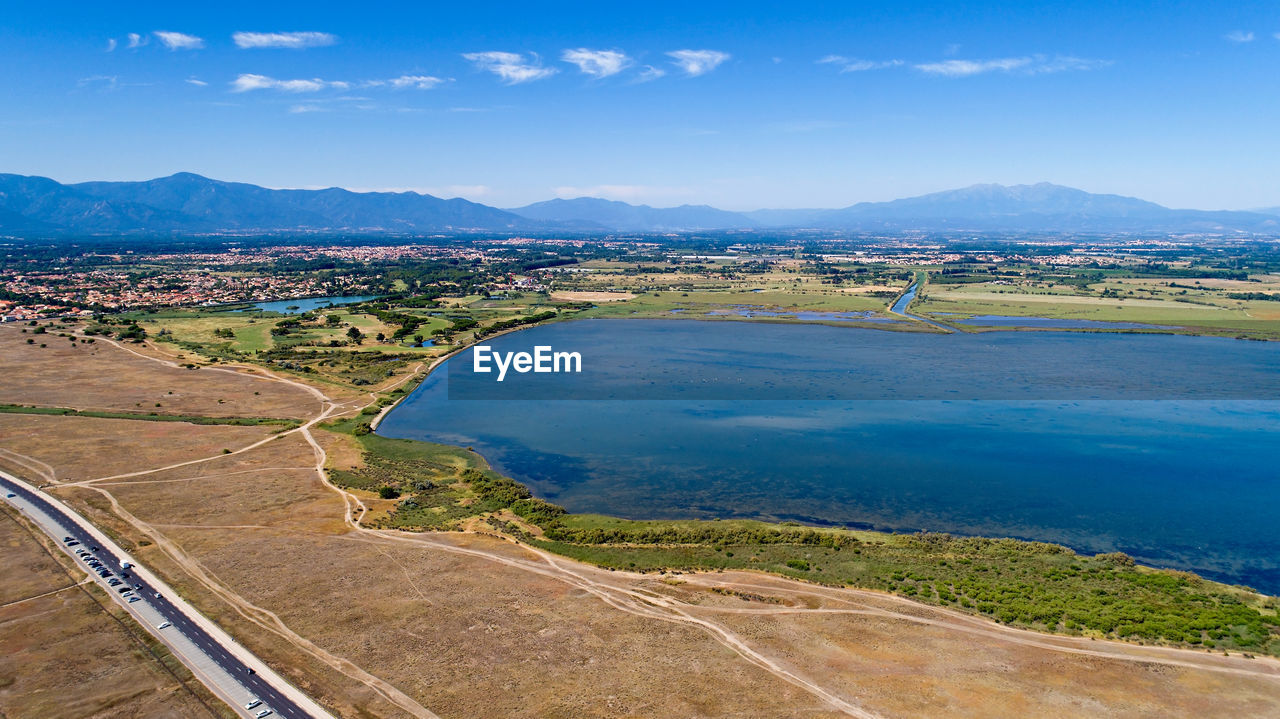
2 172 1277 237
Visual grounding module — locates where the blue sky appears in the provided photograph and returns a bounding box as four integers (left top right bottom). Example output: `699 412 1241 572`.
2 1 1278 210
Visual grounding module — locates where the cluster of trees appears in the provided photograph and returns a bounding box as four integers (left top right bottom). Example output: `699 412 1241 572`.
474 311 556 339
1227 291 1280 301
542 522 856 549
458 468 566 524
363 305 431 341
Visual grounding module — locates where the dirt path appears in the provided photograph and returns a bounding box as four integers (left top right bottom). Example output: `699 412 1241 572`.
0 578 93 609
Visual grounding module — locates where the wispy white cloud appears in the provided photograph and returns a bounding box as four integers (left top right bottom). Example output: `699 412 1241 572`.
231 73 349 92
667 49 730 76
1034 56 1112 73
561 48 632 77
462 51 557 84
105 38 117 52
78 75 119 90
634 65 666 82
232 31 338 49
127 33 147 49
289 104 327 114
1224 30 1255 43
185 77 208 86
915 55 1109 77
364 75 447 90
915 57 1032 76
153 31 204 51
817 55 904 72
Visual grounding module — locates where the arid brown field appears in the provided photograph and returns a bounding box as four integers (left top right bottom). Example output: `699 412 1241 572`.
0 503 222 719
0 324 320 419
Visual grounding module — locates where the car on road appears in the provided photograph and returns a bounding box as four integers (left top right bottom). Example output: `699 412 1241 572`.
255 710 273 718
245 699 262 710
157 622 171 629
127 596 140 603
4 493 14 498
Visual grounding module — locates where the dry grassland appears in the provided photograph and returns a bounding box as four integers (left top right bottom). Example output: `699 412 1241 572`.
0 505 220 719
0 325 319 419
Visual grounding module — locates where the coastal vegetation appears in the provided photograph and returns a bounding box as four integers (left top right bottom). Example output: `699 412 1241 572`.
322 417 1280 657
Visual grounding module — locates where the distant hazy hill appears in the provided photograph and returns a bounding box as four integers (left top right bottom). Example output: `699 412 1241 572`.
1 173 1276 236
742 183 1277 233
0 172 533 235
1255 206 1280 217
806 183 1279 233
510 197 754 231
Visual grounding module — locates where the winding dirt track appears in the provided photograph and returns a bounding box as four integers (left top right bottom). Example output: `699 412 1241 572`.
12 331 1280 718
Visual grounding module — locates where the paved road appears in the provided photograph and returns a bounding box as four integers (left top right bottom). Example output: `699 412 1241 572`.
1 470 334 719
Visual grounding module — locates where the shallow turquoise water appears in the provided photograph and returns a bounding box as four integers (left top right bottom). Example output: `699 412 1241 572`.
243 295 378 314
378 319 1280 592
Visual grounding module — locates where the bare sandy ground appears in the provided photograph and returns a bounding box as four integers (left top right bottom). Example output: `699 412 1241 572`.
550 291 637 302
0 327 1277 718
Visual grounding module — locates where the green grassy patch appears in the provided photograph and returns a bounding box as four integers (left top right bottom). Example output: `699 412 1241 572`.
0 403 299 428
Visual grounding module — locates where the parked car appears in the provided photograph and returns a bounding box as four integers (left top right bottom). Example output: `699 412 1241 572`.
157 622 171 630
245 699 262 710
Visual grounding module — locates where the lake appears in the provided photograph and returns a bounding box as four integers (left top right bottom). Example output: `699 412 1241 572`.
242 295 379 314
377 319 1280 593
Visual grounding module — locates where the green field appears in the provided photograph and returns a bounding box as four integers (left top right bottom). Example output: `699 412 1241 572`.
916 278 1280 338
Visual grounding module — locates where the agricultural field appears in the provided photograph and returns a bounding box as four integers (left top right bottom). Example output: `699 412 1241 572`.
913 265 1280 338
